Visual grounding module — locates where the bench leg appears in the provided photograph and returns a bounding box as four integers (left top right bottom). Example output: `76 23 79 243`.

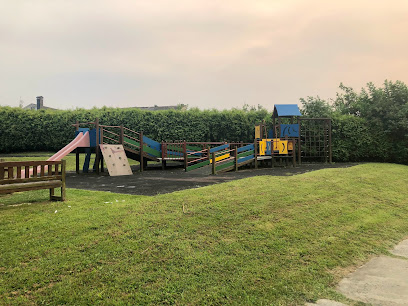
49 187 65 201
61 185 66 201
49 188 55 201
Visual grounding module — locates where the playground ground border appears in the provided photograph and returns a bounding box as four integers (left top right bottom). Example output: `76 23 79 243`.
66 163 359 196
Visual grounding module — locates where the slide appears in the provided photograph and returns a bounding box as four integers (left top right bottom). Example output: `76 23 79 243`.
21 131 90 177
47 131 90 161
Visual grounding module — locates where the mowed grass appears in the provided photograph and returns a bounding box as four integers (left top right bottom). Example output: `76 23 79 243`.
1 152 139 172
1 163 408 305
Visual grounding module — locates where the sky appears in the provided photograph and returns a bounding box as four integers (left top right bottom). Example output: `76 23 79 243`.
1 0 407 111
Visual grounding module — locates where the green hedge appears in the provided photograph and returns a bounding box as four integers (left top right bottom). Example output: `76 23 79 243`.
0 107 268 153
1 91 407 165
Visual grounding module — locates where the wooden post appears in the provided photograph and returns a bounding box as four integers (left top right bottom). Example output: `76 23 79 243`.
61 160 66 201
234 149 238 171
120 124 124 144
162 141 167 170
254 141 258 169
100 128 104 172
75 120 80 174
328 119 332 164
140 131 144 172
323 120 328 164
95 118 100 174
212 152 216 175
292 141 296 167
184 150 188 172
298 118 302 165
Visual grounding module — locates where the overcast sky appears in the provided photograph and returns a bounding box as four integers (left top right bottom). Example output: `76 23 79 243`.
1 0 407 110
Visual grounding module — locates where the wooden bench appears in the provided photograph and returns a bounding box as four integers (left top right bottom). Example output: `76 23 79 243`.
0 160 66 201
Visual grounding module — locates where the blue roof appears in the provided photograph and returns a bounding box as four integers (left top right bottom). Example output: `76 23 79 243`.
274 104 302 117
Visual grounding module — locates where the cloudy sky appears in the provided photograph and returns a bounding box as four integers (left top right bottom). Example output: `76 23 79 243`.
1 0 407 110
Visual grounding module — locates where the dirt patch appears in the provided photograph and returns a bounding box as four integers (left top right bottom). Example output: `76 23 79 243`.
66 163 358 196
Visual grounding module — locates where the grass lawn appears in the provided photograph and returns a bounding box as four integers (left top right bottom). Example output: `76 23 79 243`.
0 152 139 172
1 163 408 304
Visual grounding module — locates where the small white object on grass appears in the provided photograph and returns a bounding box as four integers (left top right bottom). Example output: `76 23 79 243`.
104 202 110 204
68 206 71 208
55 210 58 213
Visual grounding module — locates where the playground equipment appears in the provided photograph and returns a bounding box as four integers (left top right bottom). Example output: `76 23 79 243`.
255 104 332 165
68 105 331 176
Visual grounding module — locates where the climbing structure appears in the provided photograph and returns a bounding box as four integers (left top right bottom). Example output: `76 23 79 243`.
72 108 331 176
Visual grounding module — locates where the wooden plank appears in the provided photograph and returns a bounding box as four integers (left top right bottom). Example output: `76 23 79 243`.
237 150 254 159
0 180 62 193
186 160 210 172
33 165 37 177
25 166 29 178
0 161 62 167
216 161 234 172
0 166 4 179
7 167 13 179
16 166 21 179
40 165 45 177
0 176 62 185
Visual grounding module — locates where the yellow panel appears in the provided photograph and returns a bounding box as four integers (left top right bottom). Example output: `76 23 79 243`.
288 141 293 151
210 153 230 164
259 139 267 156
279 140 288 154
255 125 261 139
273 138 280 151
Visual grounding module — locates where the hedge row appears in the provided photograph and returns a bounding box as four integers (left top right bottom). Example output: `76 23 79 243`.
0 107 268 153
1 99 406 164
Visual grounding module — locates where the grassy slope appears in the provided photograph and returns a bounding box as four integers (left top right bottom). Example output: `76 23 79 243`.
0 163 408 305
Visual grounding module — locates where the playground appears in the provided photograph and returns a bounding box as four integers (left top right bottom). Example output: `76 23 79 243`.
16 104 330 181
2 103 408 305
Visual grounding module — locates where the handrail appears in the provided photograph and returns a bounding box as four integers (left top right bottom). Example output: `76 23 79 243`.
103 135 120 143
187 156 208 165
99 125 121 128
123 133 140 143
123 126 140 135
102 128 120 138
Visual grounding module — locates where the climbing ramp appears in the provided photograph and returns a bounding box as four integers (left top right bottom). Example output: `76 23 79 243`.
99 144 132 176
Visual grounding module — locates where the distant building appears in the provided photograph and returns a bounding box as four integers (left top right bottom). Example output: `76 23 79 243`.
24 96 57 110
127 104 187 111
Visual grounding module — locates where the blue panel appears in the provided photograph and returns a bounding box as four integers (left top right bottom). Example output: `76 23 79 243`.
166 150 183 157
274 104 302 117
75 128 98 147
237 144 254 153
143 135 162 152
268 129 274 138
266 141 272 155
89 129 99 147
280 124 300 137
238 155 254 164
187 150 203 156
210 144 229 153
